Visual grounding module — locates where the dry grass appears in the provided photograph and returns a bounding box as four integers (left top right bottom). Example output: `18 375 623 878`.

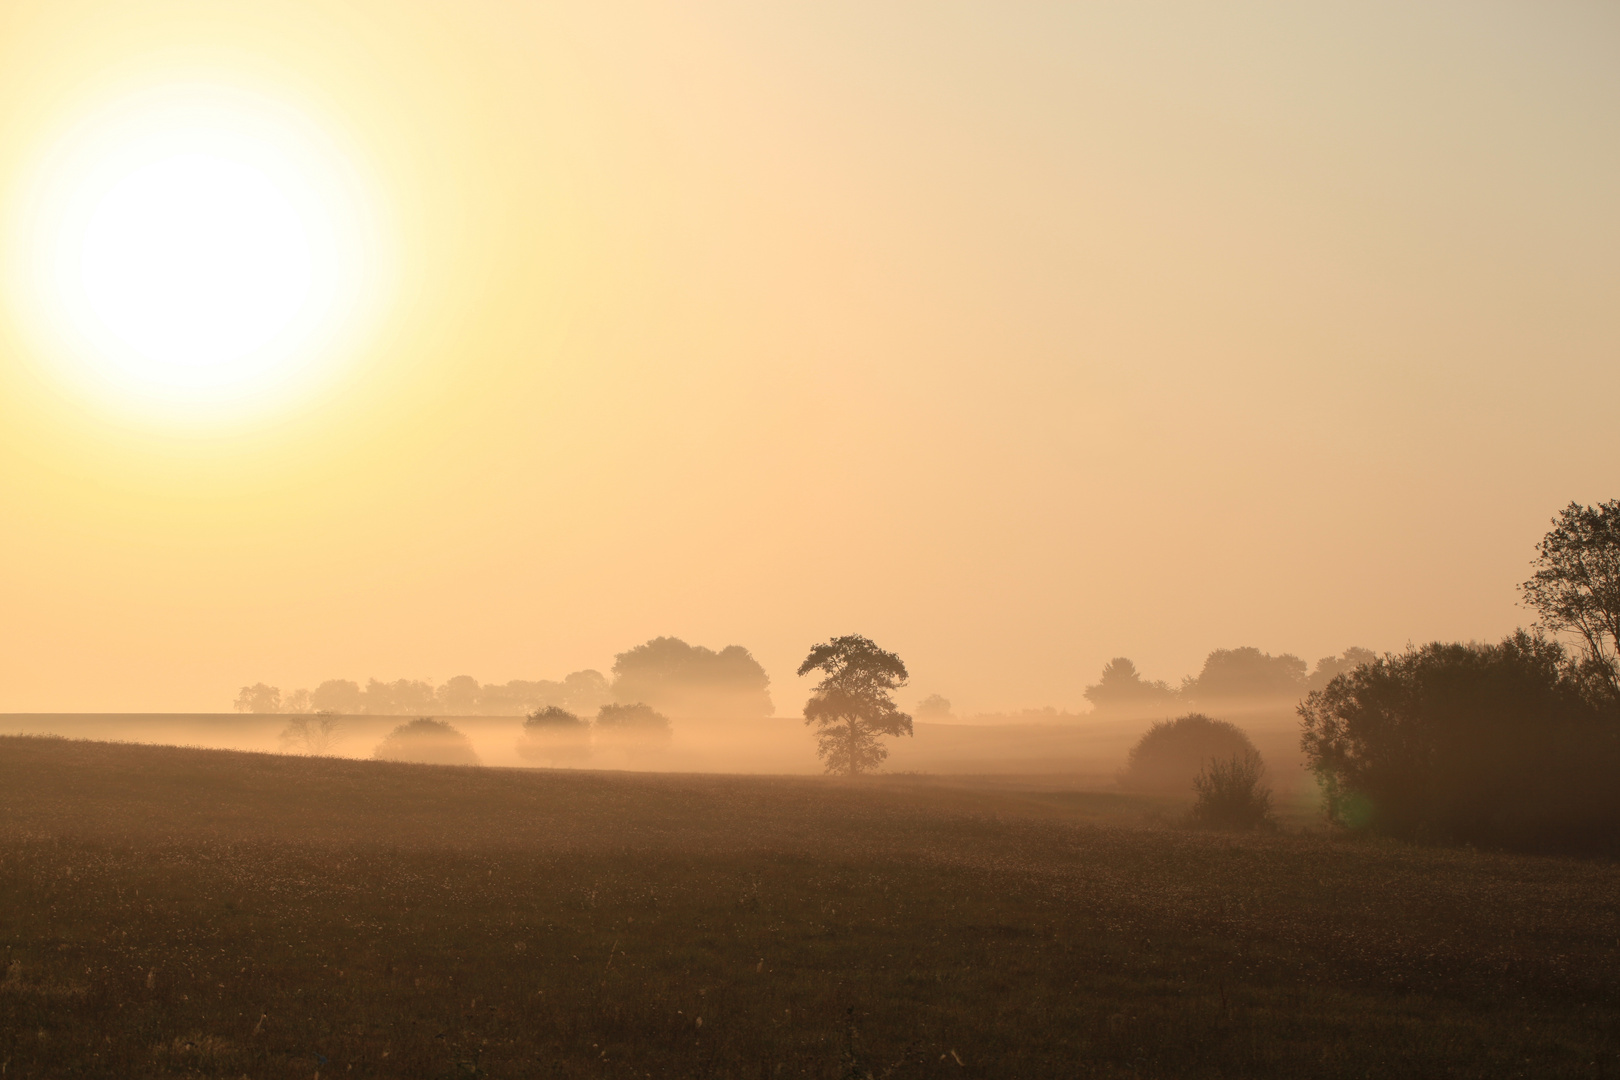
1 735 1617 1077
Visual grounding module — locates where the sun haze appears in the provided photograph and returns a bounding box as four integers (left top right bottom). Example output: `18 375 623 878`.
0 2 1617 713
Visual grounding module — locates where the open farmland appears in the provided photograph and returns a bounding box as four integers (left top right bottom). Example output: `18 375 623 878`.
2 735 1618 1078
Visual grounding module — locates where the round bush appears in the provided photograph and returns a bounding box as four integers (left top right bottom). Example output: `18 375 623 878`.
373 718 480 766
517 706 591 765
1119 713 1258 794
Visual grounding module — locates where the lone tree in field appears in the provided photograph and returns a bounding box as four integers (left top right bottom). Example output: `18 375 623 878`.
797 635 912 775
1522 499 1620 695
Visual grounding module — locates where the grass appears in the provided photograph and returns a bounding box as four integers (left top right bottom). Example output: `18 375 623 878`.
1 735 1618 1078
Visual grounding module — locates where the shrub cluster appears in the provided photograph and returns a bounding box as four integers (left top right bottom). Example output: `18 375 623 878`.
1189 750 1273 831
1299 632 1620 852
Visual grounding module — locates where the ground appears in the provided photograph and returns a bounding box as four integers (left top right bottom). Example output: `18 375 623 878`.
1 735 1617 1078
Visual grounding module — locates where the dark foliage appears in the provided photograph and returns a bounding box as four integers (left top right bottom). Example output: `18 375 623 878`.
1299 632 1620 851
1522 499 1620 695
798 635 912 775
1119 713 1259 795
1189 751 1273 831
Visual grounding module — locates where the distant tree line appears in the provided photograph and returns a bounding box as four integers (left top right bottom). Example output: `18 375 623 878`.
1078 647 1378 718
235 636 773 720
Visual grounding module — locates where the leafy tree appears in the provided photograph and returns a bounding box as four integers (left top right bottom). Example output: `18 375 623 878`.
1083 658 1177 714
233 683 282 714
1299 632 1620 850
1522 500 1620 695
797 635 912 775
915 694 953 722
611 637 773 720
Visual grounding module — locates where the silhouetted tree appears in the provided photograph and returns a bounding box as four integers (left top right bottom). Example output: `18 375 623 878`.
1118 713 1259 794
1181 647 1307 706
278 712 341 755
1299 632 1620 850
915 694 953 722
798 635 912 775
1083 658 1177 714
1523 500 1620 695
233 683 281 714
610 638 773 719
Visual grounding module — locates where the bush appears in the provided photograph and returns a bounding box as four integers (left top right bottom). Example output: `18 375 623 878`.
1299 632 1620 851
516 706 591 766
1189 751 1273 830
372 719 480 766
1119 713 1258 794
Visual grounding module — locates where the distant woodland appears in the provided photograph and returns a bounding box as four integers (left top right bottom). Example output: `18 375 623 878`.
235 636 773 719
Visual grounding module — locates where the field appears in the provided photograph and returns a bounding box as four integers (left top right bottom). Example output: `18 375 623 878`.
2 736 1618 1078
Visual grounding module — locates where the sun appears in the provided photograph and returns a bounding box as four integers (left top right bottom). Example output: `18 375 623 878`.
8 82 386 424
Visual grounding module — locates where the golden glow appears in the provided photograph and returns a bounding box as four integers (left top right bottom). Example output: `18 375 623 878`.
8 82 387 424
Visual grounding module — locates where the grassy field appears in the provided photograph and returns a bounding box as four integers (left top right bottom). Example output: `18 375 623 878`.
1 736 1617 1078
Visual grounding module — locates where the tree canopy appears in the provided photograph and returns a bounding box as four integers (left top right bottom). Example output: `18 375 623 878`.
611 637 774 720
1522 499 1620 695
797 635 912 775
1299 632 1620 851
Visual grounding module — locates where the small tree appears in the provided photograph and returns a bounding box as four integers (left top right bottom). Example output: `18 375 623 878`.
915 694 953 722
797 635 912 775
278 711 342 755
1189 750 1273 830
1522 500 1620 696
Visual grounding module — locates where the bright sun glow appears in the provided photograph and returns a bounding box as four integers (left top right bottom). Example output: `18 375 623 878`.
9 82 386 424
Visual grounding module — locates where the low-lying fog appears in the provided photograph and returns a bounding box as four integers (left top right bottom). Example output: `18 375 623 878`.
0 705 1320 802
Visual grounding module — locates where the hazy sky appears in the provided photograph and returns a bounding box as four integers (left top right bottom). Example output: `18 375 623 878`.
1 1 1616 714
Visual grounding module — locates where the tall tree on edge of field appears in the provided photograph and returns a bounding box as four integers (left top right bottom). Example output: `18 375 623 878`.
797 635 912 775
1522 499 1620 696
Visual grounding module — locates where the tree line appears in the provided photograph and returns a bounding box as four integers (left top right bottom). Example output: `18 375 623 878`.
237 636 773 720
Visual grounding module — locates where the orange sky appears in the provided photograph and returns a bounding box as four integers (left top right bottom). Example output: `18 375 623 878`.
1 2 1617 714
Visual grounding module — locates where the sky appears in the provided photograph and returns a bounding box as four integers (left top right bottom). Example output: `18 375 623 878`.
0 1 1616 715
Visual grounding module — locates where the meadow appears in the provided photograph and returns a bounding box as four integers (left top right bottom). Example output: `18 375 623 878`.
2 735 1618 1078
